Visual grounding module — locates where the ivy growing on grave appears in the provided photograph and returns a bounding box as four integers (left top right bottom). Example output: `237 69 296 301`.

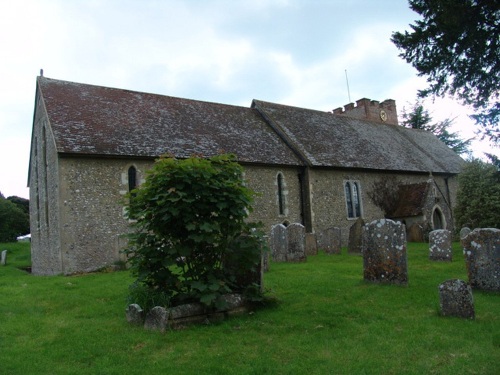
124 154 266 311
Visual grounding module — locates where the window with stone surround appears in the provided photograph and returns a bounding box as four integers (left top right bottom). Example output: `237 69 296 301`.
344 180 362 219
277 172 286 215
128 166 137 192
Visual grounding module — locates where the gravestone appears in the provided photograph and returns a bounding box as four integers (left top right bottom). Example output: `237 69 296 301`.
126 304 144 325
439 279 475 319
305 233 318 256
348 217 365 255
407 223 424 242
460 227 471 240
462 228 500 291
270 224 287 262
459 227 471 247
319 227 341 255
362 219 408 285
144 306 168 332
429 229 452 261
286 223 306 262
1 250 6 265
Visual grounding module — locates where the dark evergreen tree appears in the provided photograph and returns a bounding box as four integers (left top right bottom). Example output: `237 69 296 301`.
455 158 500 229
401 102 472 155
392 0 500 143
0 195 30 242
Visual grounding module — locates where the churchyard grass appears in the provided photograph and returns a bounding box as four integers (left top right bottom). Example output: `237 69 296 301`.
1 241 498 374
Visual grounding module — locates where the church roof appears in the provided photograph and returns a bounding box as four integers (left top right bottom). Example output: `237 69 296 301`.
252 100 464 174
36 77 302 166
36 76 463 174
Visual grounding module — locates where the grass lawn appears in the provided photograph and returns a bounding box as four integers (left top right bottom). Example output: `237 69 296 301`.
0 241 498 374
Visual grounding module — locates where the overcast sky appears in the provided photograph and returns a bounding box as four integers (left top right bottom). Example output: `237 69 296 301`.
0 0 496 199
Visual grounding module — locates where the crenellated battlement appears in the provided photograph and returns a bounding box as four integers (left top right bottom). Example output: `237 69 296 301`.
332 98 398 125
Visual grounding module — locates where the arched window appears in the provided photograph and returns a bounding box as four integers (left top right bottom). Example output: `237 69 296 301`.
277 173 286 215
128 166 137 192
345 180 362 219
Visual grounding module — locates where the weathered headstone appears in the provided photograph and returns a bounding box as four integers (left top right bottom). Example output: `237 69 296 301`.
439 279 475 319
362 219 408 285
348 218 365 254
144 306 168 332
407 223 425 242
460 227 471 240
286 223 306 262
462 228 500 291
429 229 452 261
126 304 144 325
318 227 341 255
459 227 471 247
305 233 318 256
1 250 7 266
270 224 287 262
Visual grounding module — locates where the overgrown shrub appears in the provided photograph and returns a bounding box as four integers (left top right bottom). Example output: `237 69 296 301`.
124 154 266 310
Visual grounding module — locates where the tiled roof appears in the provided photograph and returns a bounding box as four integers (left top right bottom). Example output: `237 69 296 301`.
37 77 302 166
252 100 464 174
37 77 464 174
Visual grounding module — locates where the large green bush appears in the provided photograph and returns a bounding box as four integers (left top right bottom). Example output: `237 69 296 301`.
124 154 265 310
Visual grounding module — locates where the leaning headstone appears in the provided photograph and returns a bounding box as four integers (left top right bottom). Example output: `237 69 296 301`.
439 279 475 319
305 233 318 256
362 219 408 285
144 306 168 333
348 218 365 254
462 228 500 291
126 304 144 325
1 250 7 266
429 229 452 262
407 223 424 242
270 224 287 262
286 223 306 262
319 227 341 255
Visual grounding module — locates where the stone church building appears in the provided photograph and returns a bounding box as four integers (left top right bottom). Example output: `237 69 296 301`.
29 76 464 275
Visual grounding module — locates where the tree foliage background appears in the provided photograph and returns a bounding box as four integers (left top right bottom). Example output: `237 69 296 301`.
455 159 500 229
125 154 265 310
0 193 30 242
401 101 472 155
392 0 500 143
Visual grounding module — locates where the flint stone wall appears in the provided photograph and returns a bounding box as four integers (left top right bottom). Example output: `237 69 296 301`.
439 279 475 319
362 219 408 285
429 229 452 261
462 228 500 291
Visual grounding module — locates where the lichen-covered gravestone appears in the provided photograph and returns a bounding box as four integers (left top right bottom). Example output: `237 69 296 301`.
125 303 144 325
362 219 408 285
1 250 7 266
318 227 341 255
286 223 306 262
144 306 168 332
305 233 318 256
462 228 500 291
348 217 365 254
438 279 475 319
429 229 452 261
270 224 287 262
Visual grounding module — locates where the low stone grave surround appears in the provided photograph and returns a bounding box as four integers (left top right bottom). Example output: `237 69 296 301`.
462 228 500 291
429 229 452 262
126 293 250 332
438 279 475 319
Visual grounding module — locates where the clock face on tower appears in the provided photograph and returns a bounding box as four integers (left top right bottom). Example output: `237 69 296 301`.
380 109 388 122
